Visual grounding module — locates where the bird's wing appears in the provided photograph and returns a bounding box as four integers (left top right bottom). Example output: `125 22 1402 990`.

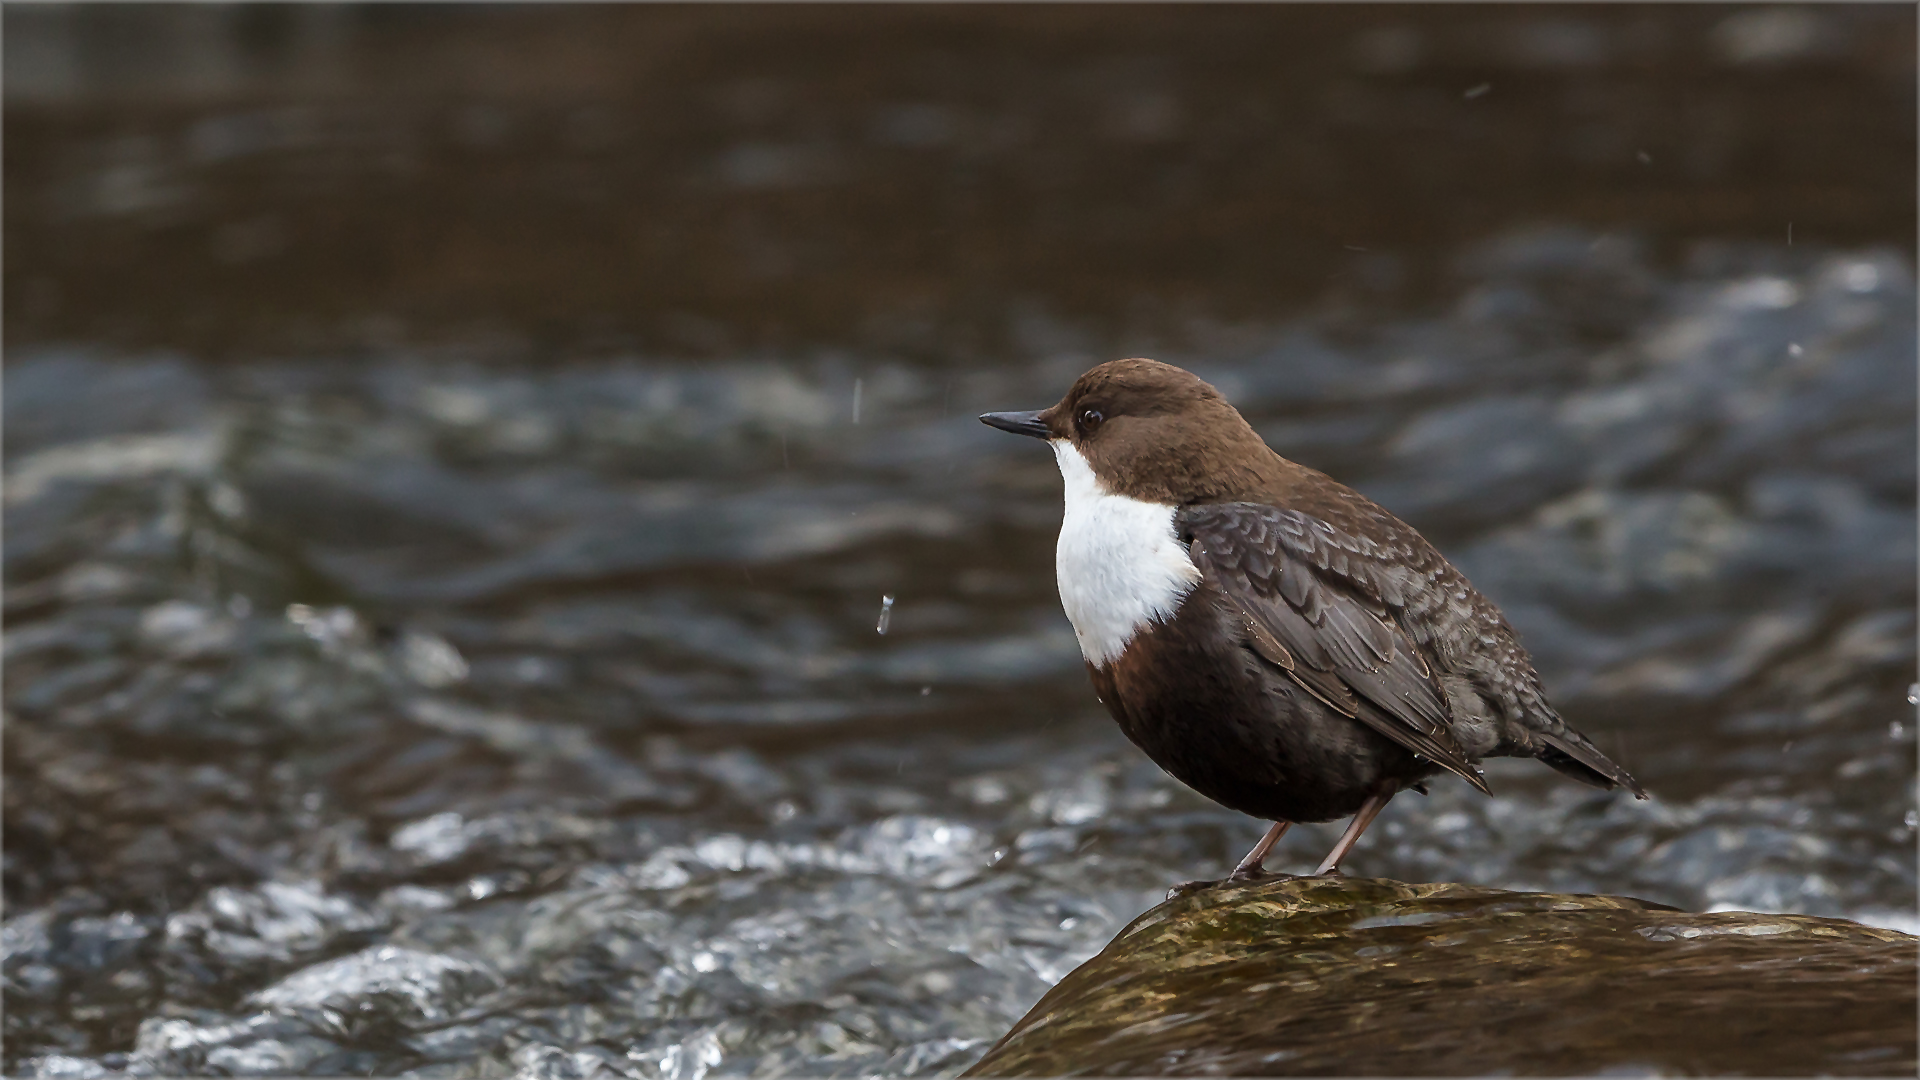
1180 502 1491 795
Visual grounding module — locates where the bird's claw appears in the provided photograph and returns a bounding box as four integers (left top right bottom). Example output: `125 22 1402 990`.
1228 867 1294 884
1167 869 1297 900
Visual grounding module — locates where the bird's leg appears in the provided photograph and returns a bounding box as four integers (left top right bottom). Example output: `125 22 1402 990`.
1314 788 1395 876
1228 821 1292 880
1165 821 1296 899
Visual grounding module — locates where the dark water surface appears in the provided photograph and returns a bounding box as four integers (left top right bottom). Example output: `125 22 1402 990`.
5 6 1916 1078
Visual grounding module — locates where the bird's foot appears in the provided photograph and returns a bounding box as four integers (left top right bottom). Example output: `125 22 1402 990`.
1228 866 1296 884
1166 869 1297 901
1165 878 1222 900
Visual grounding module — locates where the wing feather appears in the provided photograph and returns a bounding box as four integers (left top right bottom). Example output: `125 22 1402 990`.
1185 503 1491 796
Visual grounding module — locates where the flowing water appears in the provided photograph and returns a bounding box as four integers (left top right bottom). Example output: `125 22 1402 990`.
5 7 1915 1078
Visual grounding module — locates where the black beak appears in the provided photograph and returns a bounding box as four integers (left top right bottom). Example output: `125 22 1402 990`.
979 410 1051 439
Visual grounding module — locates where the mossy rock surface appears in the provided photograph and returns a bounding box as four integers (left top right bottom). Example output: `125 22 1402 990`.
964 876 1917 1077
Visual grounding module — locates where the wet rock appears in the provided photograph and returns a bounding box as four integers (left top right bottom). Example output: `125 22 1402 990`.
965 875 1917 1077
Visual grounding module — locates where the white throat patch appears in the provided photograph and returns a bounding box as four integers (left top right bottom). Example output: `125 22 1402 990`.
1051 441 1201 668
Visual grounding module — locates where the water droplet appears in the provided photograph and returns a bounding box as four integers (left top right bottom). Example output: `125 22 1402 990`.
851 378 864 424
1463 83 1492 99
919 685 931 696
1788 342 1804 357
876 594 895 635
1907 683 1918 705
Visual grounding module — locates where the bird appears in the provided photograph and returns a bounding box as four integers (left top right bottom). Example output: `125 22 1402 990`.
980 358 1645 881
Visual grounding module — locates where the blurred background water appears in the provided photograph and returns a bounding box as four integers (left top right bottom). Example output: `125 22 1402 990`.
4 5 1915 1078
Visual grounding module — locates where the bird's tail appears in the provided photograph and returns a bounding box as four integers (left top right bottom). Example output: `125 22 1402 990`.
1536 728 1647 799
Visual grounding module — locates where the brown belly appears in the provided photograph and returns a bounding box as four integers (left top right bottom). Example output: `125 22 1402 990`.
1086 585 1431 824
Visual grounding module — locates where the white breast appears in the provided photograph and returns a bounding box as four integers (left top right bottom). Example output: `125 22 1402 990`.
1051 441 1202 668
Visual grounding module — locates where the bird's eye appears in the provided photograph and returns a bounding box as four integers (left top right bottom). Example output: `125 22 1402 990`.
1079 408 1104 431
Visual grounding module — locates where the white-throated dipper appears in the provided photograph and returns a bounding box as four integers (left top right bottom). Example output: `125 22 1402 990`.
982 358 1645 880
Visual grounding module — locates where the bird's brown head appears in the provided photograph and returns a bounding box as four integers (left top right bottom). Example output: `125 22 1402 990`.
980 358 1281 504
